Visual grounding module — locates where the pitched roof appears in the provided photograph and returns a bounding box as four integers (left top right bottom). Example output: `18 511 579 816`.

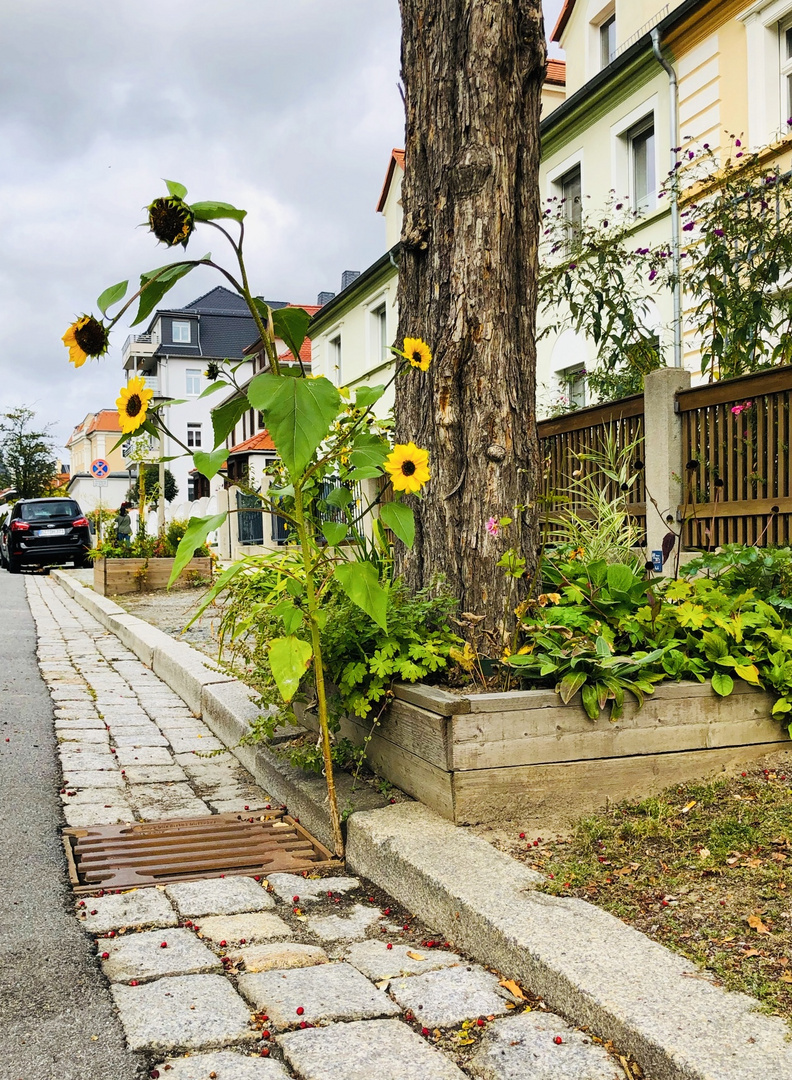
551 0 575 42
66 410 122 446
227 431 276 455
278 339 312 364
545 58 566 86
376 148 406 213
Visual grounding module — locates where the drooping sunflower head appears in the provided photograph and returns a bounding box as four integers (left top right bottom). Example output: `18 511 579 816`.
204 361 220 381
147 195 195 247
116 376 154 435
402 337 432 371
62 315 110 368
384 442 430 495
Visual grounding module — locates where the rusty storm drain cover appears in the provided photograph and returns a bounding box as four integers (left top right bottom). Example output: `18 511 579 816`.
63 810 338 893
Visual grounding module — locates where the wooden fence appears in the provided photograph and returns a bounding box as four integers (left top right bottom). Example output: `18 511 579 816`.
537 394 647 539
538 365 792 551
677 366 792 548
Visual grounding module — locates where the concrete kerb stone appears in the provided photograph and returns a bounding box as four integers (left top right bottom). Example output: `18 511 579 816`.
152 640 234 716
346 803 792 1080
107 613 175 669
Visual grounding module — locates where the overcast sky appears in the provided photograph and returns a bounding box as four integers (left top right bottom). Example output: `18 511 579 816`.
0 0 564 455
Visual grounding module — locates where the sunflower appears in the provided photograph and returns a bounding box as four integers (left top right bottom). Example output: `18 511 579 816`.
116 376 154 434
147 195 195 247
384 442 430 494
402 337 432 371
62 315 110 368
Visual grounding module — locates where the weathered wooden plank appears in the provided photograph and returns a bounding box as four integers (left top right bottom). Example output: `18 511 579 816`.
451 742 791 825
360 730 454 820
393 683 469 716
676 366 792 412
341 700 450 770
537 394 643 439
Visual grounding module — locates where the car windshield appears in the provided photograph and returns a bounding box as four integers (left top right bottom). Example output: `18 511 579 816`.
20 501 80 522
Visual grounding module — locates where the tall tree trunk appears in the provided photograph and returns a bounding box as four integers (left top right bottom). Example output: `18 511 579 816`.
395 0 546 641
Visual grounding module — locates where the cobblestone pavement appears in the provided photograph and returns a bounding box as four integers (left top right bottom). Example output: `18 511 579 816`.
26 576 630 1080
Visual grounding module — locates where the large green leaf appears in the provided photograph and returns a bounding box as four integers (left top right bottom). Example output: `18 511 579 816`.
248 372 340 476
199 380 229 399
131 255 211 326
272 307 311 363
379 502 415 548
190 200 247 223
711 671 734 697
96 279 128 316
558 671 586 704
354 384 386 410
211 397 249 449
269 636 313 702
333 562 388 631
606 563 637 595
192 447 228 480
168 513 226 586
165 179 187 199
325 487 352 509
322 522 348 546
349 433 390 469
702 630 728 662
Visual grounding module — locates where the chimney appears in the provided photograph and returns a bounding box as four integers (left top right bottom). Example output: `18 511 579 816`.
341 270 361 291
317 291 336 306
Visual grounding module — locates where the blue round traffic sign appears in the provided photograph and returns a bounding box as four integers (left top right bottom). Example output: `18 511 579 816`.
90 458 109 478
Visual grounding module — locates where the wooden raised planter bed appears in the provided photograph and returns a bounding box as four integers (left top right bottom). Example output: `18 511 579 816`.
314 682 790 824
93 557 212 596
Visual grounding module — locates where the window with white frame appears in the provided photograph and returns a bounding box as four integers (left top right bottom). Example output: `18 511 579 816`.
186 423 202 448
186 368 202 396
372 303 387 361
329 335 342 384
172 320 192 343
627 118 656 213
782 18 792 122
559 365 586 410
600 13 616 69
557 164 583 244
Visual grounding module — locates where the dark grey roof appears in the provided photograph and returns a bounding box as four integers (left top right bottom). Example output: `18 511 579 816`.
150 286 290 361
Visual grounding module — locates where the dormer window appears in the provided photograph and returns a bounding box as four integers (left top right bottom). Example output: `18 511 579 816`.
600 14 616 69
172 320 192 343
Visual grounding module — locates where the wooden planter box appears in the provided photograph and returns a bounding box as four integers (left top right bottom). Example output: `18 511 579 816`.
308 682 790 824
93 557 212 596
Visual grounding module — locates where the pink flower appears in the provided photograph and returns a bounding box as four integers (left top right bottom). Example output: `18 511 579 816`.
731 401 752 415
486 517 499 537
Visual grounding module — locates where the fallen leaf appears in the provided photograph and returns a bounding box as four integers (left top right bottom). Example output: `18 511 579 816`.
742 948 762 957
499 979 527 1001
504 1001 517 1009
406 951 425 962
782 973 792 984
698 848 711 859
747 914 770 935
727 856 740 865
375 979 390 990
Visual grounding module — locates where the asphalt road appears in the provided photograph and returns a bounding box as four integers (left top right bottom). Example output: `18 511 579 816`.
0 571 142 1080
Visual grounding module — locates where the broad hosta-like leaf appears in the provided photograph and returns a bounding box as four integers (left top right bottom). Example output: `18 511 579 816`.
711 671 734 697
168 513 226 586
379 502 415 548
558 671 586 704
269 636 313 701
333 562 388 631
248 372 340 476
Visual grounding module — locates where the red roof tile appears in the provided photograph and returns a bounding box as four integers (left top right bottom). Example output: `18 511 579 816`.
546 58 566 86
376 148 406 213
228 431 276 455
551 0 575 42
278 339 312 364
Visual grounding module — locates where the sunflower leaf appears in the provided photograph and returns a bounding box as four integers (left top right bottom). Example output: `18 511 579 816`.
379 502 415 548
211 397 249 449
248 373 340 477
168 513 226 587
96 280 129 317
269 636 313 702
333 562 388 631
349 432 390 469
199 380 230 399
190 200 247 223
131 255 211 326
165 180 188 199
192 447 228 480
354 385 386 410
272 307 311 363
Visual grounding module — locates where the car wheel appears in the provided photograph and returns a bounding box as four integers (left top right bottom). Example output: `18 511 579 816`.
7 556 22 574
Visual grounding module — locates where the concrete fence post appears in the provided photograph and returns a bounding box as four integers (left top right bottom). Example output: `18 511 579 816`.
643 366 691 565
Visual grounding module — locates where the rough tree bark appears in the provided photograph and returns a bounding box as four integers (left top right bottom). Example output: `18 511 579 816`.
395 0 546 639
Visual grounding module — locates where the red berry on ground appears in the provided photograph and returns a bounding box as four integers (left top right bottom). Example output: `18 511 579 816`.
387 943 393 950
293 896 300 903
260 1048 270 1057
741 772 747 777
422 1027 429 1036
554 1036 563 1045
261 1015 268 1021
244 805 249 810
219 940 227 947
240 938 247 944
476 1018 485 1026
533 840 539 847
262 1030 270 1039
296 1007 304 1015
300 1021 308 1029
160 941 168 948
101 951 109 959
130 979 138 986
90 910 97 915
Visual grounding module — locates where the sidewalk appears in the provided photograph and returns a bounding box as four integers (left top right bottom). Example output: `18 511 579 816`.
23 574 629 1080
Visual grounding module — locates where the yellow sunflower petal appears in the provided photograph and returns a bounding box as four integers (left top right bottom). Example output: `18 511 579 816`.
116 376 153 434
402 337 432 371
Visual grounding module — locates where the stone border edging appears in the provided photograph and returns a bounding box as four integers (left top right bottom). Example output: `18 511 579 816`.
49 570 792 1080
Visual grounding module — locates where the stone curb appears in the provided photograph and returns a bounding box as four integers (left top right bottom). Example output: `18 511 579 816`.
50 570 792 1080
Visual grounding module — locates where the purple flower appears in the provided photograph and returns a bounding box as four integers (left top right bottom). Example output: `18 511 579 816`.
568 262 577 270
714 228 725 237
688 150 695 160
703 143 710 150
616 203 623 210
735 139 742 147
683 221 695 231
649 269 658 282
736 152 744 158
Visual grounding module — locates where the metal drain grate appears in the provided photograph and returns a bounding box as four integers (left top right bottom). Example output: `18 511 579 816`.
63 810 338 893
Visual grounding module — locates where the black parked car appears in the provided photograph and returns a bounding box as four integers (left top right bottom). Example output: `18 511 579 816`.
0 498 91 573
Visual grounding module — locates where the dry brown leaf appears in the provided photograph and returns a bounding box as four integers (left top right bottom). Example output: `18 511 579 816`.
406 951 425 962
782 973 792 984
504 1001 516 1009
727 857 740 865
616 866 633 876
741 948 762 957
698 848 711 859
747 914 771 935
499 979 527 1001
